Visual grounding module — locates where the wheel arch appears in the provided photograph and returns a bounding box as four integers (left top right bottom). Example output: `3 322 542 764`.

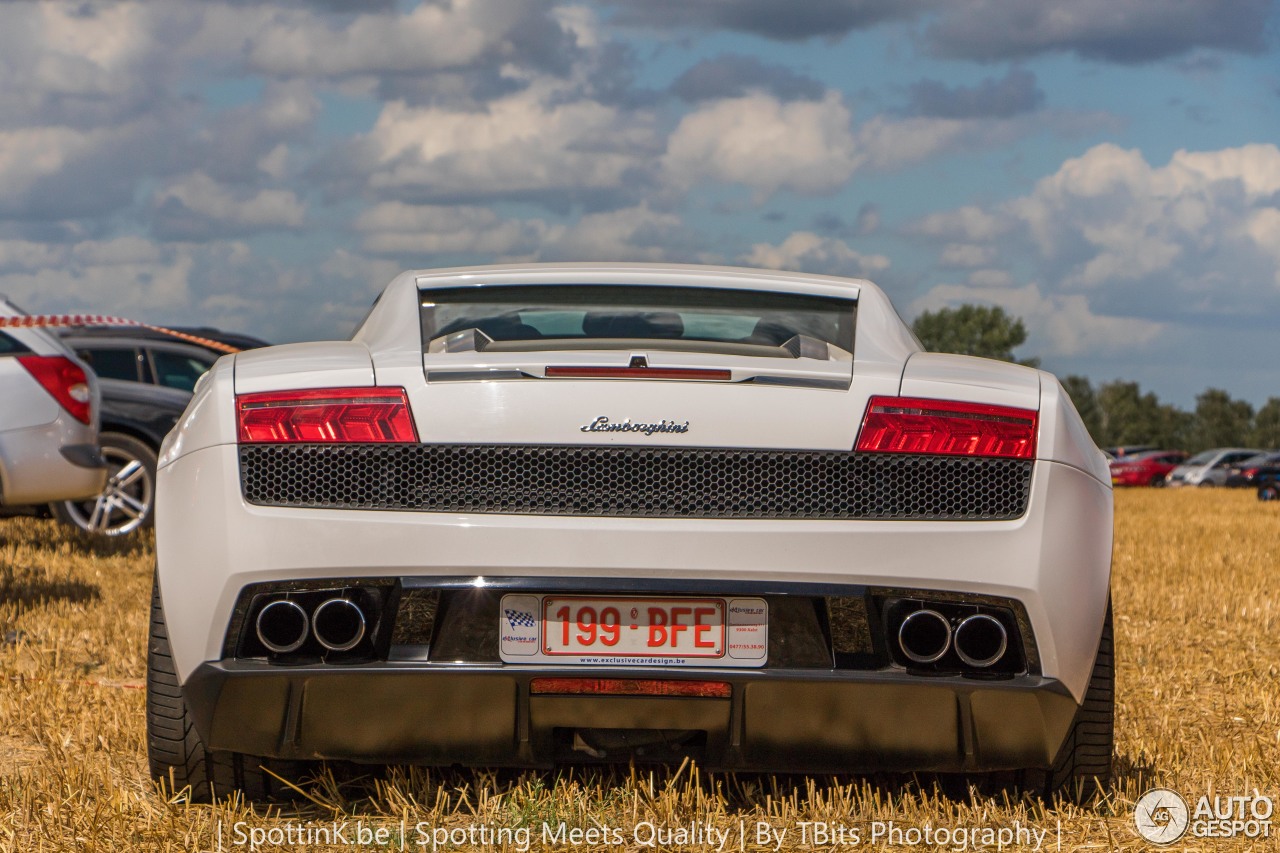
99 419 165 451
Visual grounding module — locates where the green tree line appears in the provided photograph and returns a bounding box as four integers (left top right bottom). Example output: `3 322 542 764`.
912 305 1280 453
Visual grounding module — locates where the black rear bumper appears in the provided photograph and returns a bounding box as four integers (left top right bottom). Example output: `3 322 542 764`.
184 662 1078 773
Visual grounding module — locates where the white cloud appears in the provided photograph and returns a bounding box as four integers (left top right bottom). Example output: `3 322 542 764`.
910 205 1010 241
71 236 163 267
853 115 967 172
910 281 1164 358
1245 208 1280 282
0 126 93 198
1009 142 1280 292
0 237 195 316
537 206 693 262
356 202 701 264
904 142 1280 364
354 202 551 257
849 109 1118 176
258 144 290 180
742 232 890 278
938 243 995 268
153 172 305 232
0 2 160 124
245 0 538 77
0 240 65 274
966 268 1014 288
663 92 858 198
363 81 659 200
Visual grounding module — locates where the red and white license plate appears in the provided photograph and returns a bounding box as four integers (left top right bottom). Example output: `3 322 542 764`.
499 594 768 667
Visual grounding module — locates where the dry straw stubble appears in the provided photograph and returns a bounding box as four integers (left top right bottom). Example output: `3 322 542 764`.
0 489 1277 851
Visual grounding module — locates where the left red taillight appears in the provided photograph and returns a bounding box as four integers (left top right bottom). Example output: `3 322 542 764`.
856 396 1037 459
17 355 92 424
237 387 418 443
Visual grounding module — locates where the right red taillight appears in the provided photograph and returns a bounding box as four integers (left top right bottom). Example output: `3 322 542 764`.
17 355 92 424
856 396 1037 459
237 387 418 443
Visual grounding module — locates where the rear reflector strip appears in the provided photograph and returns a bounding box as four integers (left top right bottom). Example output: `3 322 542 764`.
544 366 731 381
856 396 1037 459
237 387 418 443
529 678 731 698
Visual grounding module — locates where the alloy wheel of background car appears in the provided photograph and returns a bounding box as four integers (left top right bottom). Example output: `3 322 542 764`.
52 432 156 536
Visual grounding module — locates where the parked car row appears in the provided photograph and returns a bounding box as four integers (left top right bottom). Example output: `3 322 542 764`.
1223 451 1280 488
0 300 267 536
1107 450 1186 487
1108 446 1279 488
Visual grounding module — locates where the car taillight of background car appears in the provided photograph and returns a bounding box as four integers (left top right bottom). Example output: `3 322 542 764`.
16 355 92 424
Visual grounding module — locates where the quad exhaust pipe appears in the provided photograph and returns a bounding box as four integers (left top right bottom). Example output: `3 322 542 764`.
255 599 309 654
897 609 951 664
953 613 1008 668
312 597 367 652
896 608 1009 668
255 596 368 654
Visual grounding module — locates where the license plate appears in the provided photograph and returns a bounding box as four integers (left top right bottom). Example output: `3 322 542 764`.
499 594 767 667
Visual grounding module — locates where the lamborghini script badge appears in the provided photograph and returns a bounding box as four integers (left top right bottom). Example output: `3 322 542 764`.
580 416 690 436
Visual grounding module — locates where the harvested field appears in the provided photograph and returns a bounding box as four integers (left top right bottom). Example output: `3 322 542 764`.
0 490 1277 851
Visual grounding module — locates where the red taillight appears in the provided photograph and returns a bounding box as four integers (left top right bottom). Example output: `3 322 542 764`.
529 677 731 698
237 387 418 443
17 355 92 424
856 396 1037 459
1244 468 1260 477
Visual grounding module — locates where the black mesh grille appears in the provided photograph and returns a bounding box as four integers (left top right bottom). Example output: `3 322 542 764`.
239 445 1032 520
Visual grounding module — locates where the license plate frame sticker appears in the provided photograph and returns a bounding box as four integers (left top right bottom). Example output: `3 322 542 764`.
499 594 768 667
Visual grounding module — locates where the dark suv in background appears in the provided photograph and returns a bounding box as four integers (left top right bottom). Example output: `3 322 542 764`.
52 326 268 535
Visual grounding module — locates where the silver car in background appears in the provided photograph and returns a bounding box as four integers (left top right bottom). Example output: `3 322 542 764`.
0 298 106 506
1165 447 1263 487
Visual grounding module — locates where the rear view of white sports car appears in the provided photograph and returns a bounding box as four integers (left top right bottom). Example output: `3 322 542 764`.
149 264 1113 802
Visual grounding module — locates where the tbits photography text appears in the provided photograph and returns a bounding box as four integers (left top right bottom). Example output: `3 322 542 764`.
220 817 1060 852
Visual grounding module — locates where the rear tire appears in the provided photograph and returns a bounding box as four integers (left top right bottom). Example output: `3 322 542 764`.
1037 600 1114 803
147 575 306 801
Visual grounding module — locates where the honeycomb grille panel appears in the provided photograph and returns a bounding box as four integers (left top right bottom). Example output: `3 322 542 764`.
239 445 1032 520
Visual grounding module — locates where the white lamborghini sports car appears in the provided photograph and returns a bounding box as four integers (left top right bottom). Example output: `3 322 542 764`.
149 264 1113 801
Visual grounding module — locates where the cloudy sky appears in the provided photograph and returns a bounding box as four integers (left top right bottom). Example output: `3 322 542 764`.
2 0 1278 406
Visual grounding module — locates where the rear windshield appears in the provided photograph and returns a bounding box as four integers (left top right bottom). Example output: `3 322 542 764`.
419 285 856 353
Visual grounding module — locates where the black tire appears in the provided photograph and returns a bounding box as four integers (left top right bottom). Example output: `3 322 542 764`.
52 431 157 536
147 575 306 801
1039 600 1114 803
1149 475 1166 488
